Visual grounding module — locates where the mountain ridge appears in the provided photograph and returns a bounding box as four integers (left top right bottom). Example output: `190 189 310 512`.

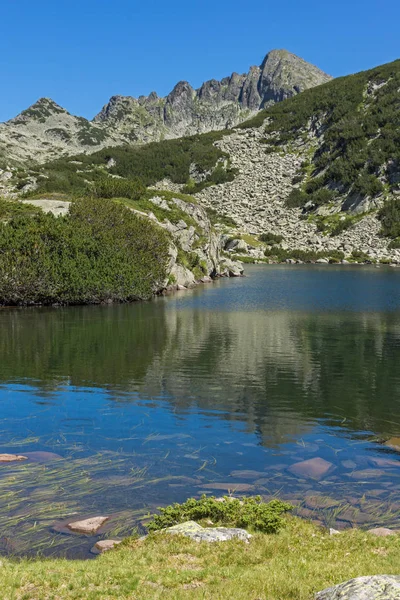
0 49 331 165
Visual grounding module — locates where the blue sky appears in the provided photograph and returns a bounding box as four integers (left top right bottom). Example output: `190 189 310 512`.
0 0 398 122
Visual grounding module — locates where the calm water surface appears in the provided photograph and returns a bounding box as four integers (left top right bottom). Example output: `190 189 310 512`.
1 265 400 557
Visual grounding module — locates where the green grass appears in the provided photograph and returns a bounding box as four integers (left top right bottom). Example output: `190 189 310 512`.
1 517 400 599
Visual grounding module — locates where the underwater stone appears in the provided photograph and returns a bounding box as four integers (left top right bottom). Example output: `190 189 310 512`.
0 454 27 463
90 539 122 554
315 575 400 599
288 457 334 480
67 516 109 535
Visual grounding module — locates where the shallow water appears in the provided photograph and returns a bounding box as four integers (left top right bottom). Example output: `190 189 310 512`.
1 265 400 557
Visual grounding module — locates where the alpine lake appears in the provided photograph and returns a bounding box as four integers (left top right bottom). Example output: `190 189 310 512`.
1 264 400 558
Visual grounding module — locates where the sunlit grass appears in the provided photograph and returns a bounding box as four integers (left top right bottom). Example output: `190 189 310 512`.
1 517 400 599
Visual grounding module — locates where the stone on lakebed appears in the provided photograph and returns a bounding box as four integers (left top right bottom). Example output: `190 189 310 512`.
24 451 63 463
384 437 400 451
0 454 27 463
67 516 109 535
315 575 400 599
288 457 334 480
165 521 252 543
90 539 122 555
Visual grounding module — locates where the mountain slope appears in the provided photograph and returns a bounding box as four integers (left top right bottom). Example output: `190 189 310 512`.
20 58 400 262
0 50 330 165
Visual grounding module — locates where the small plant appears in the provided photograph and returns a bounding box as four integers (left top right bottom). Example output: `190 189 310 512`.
147 495 293 534
285 189 308 208
259 232 283 245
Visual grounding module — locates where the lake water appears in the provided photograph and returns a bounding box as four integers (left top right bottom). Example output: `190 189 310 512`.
1 264 400 557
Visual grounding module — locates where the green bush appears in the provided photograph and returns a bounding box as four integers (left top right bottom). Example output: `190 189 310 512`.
309 188 335 206
0 197 169 306
330 218 354 236
92 177 145 200
388 237 400 249
378 199 400 238
147 495 293 534
285 189 308 208
259 232 283 245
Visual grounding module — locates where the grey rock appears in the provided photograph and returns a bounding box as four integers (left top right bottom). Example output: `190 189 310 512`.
315 575 400 599
165 521 252 543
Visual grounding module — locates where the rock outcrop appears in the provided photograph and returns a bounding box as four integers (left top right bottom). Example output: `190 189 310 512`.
95 50 331 142
165 520 252 543
315 575 400 599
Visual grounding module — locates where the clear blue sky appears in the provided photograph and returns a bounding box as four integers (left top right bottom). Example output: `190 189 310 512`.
0 0 398 122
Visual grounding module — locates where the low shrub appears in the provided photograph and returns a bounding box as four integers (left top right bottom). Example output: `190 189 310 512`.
259 232 283 245
147 495 293 534
0 197 170 305
379 198 400 238
92 177 146 200
285 189 308 208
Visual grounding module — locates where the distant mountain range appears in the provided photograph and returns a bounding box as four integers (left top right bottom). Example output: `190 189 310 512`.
0 50 331 164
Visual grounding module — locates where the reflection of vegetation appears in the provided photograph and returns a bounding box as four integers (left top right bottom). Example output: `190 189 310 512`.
0 303 168 386
2 304 400 443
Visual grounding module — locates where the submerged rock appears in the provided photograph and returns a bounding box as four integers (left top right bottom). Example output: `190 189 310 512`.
67 516 109 535
24 451 63 463
165 520 252 543
0 453 27 463
315 575 400 599
288 457 334 480
90 539 122 554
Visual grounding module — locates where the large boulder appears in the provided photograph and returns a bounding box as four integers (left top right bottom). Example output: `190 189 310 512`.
315 575 400 599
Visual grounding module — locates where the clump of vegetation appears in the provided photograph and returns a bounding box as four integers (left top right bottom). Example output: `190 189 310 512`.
350 249 371 262
0 198 41 220
378 198 400 238
147 495 293 534
330 217 355 236
0 197 169 306
264 247 345 263
32 131 234 196
285 188 308 208
92 177 145 200
259 232 283 245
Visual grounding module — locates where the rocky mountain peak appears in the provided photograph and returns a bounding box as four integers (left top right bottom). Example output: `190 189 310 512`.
9 97 68 125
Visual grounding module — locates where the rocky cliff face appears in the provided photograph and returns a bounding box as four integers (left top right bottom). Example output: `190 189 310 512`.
94 50 331 141
0 50 331 164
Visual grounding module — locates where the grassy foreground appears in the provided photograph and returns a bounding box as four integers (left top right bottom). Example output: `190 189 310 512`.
1 518 400 600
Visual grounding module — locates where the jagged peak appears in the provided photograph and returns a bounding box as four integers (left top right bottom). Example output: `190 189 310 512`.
260 49 332 80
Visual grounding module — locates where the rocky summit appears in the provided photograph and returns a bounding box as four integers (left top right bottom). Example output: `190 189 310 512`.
93 50 331 143
0 50 330 164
